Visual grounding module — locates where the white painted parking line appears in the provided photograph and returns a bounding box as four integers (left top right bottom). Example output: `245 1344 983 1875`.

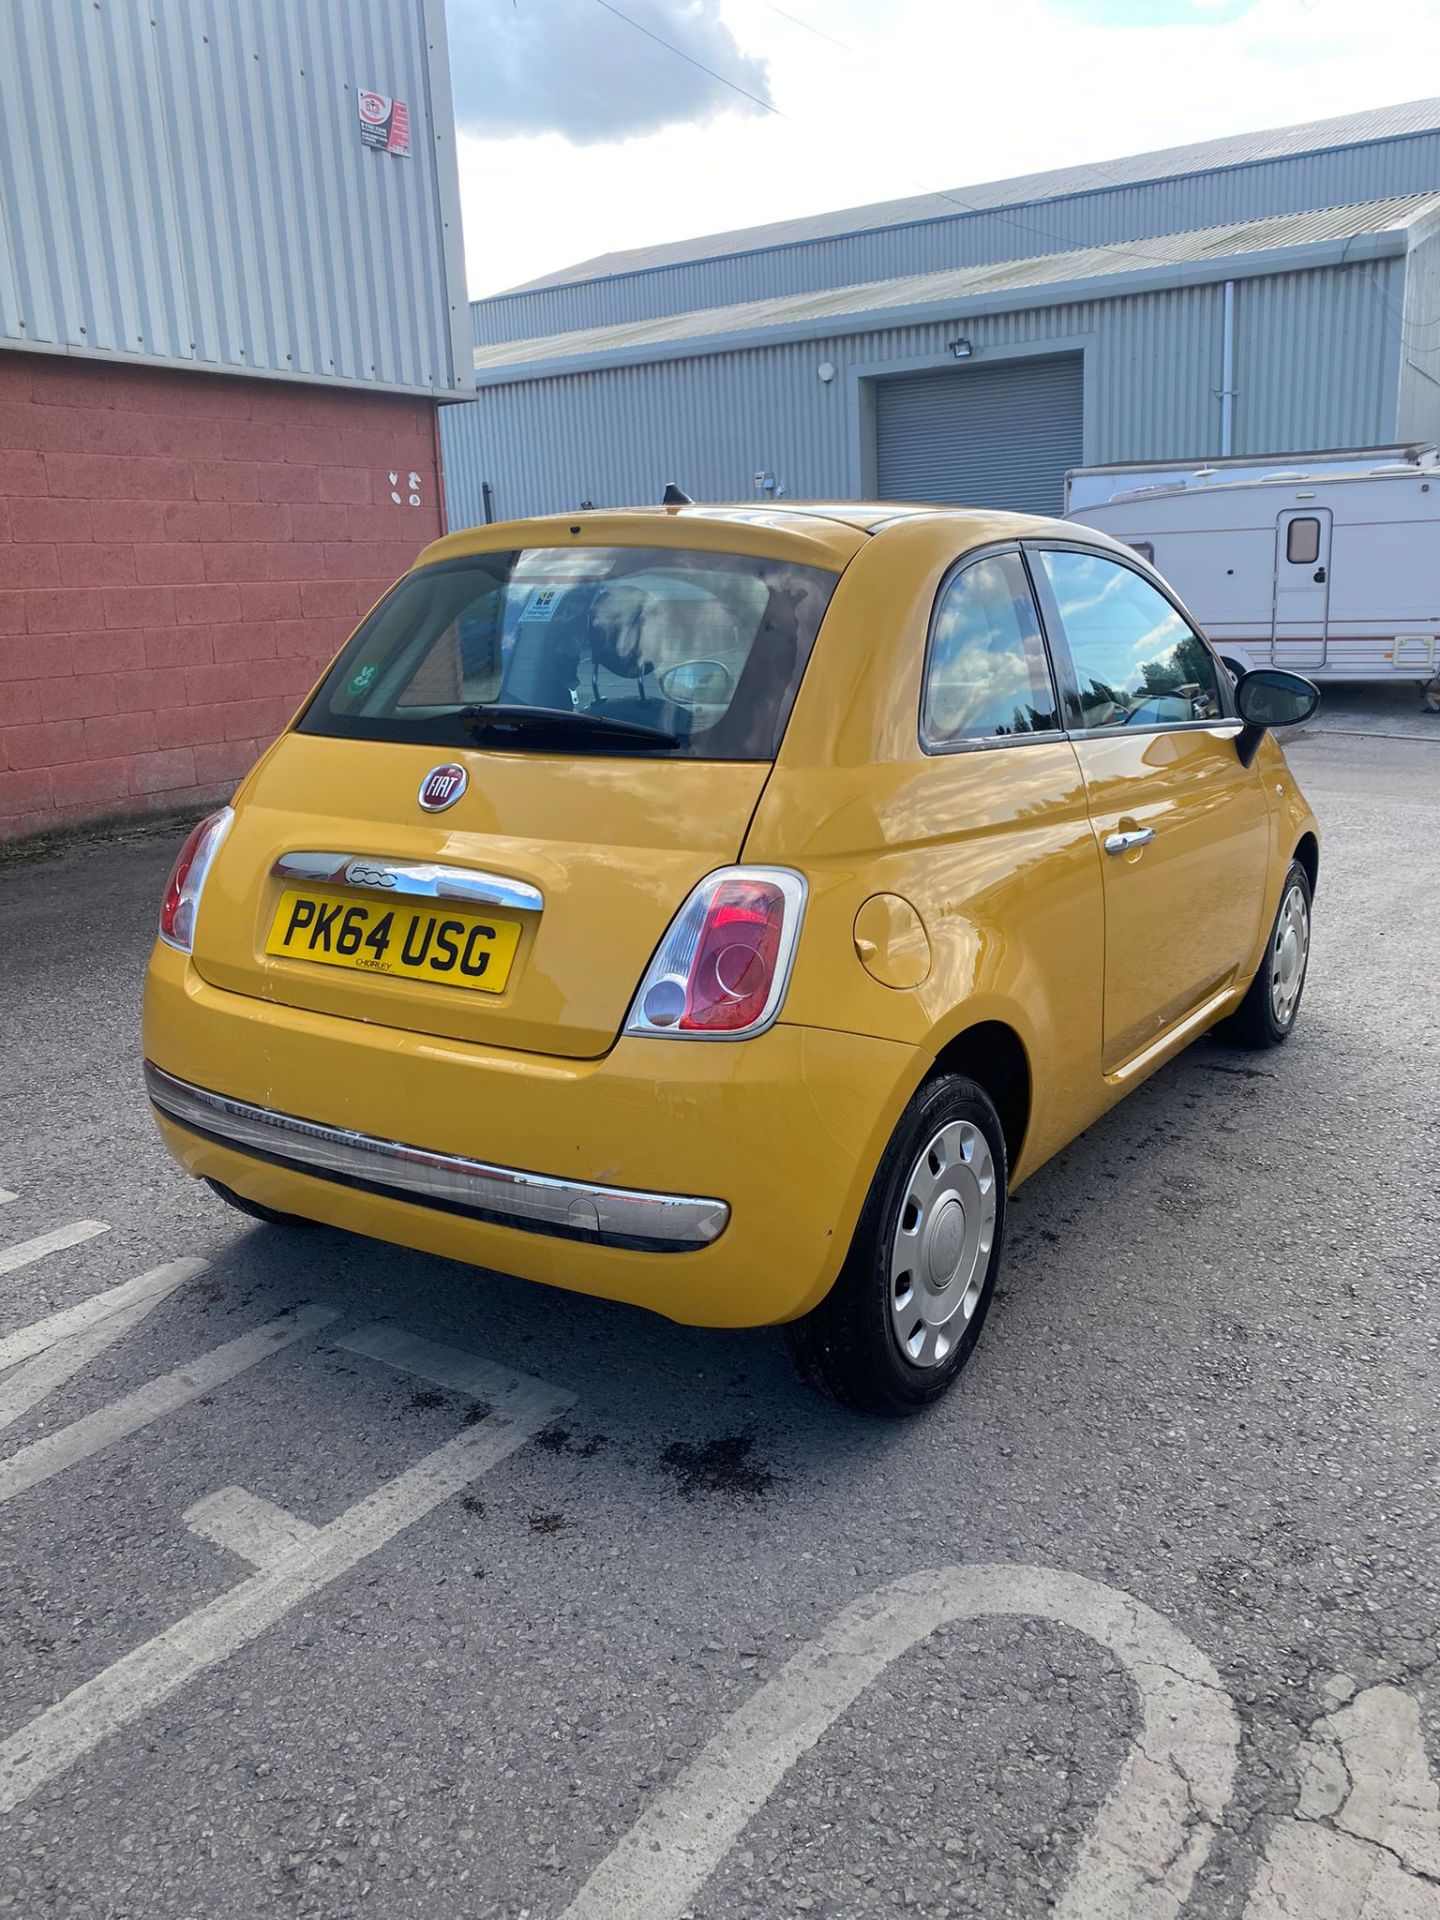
0 1259 204 1436
0 1190 17 1206
559 1563 1239 1920
184 1486 319 1568
337 1322 550 1401
0 1303 338 1507
0 1253 178 1375
0 1358 573 1813
1242 1681 1440 1918
0 1220 108 1279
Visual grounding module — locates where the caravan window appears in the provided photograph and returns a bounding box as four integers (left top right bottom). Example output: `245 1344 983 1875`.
1286 518 1321 565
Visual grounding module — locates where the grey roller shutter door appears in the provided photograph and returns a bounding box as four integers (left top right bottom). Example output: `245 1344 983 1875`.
874 355 1084 514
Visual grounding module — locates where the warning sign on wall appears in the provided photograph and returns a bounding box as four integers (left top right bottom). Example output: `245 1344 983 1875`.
357 89 411 157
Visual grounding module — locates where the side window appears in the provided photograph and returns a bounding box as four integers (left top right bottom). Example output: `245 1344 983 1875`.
1285 517 1320 565
922 551 1060 747
1035 548 1224 731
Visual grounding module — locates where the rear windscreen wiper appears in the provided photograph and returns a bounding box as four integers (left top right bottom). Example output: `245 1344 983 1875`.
457 703 679 746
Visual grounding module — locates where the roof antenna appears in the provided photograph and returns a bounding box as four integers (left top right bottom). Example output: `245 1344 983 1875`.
661 482 693 507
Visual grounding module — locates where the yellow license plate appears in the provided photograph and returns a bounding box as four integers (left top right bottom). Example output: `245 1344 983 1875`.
265 886 522 994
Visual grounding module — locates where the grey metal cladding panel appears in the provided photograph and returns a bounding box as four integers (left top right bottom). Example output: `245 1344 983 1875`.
443 285 1235 528
443 340 854 528
874 357 1084 515
438 395 487 523
0 1 189 359
472 131 1440 346
1396 228 1440 443
1091 283 1223 462
472 199 1432 378
1232 260 1400 452
0 0 466 392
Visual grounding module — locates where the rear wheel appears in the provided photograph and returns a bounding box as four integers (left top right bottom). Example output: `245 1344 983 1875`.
204 1178 315 1229
1215 859 1312 1049
785 1073 1007 1416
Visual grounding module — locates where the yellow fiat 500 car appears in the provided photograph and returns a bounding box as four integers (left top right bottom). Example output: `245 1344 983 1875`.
144 504 1319 1413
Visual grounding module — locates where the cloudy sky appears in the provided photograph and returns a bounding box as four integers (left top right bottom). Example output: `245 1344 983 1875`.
446 0 1440 297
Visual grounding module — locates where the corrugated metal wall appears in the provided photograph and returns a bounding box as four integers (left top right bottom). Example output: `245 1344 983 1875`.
472 134 1440 346
0 0 469 395
441 263 1404 527
1396 226 1440 444
1232 260 1402 452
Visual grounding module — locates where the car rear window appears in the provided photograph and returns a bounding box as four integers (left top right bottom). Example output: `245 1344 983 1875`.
297 546 840 759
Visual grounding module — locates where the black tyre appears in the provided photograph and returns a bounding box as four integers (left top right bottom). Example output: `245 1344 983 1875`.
204 1178 315 1229
1214 859 1313 1050
785 1073 1007 1416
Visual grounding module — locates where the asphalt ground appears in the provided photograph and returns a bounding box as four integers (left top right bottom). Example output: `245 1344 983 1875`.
0 690 1436 1919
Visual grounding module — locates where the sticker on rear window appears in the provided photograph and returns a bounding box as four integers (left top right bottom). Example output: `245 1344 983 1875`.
347 662 379 695
520 587 562 622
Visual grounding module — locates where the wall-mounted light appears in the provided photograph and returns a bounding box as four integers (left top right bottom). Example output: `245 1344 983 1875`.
816 360 836 383
948 337 974 361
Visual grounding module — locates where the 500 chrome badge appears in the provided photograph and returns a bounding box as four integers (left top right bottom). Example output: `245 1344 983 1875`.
418 763 468 812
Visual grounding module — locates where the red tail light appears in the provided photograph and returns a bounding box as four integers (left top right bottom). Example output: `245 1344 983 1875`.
681 880 786 1031
627 867 807 1041
158 808 233 953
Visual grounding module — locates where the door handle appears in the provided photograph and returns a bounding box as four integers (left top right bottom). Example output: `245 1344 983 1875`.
1313 566 1326 583
1104 827 1156 855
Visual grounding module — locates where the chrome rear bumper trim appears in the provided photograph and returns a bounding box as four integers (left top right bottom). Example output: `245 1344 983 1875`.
145 1064 728 1253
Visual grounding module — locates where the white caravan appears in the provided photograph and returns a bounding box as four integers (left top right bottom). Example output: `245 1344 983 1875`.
1063 445 1436 513
1067 448 1440 683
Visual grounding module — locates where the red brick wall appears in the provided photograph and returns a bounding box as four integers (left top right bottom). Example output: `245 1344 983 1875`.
0 352 445 840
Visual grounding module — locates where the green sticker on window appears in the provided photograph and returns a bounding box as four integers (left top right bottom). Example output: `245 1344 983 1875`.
347 662 379 695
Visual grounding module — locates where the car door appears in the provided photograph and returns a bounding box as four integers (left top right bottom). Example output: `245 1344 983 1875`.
1028 544 1272 1077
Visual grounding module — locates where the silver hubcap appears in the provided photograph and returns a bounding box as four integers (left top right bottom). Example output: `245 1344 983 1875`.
889 1120 997 1371
1270 883 1310 1028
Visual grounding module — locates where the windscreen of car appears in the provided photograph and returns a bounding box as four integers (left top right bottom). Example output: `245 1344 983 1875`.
297 546 841 759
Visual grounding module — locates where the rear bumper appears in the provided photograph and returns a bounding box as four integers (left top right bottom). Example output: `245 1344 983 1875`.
145 1062 728 1253
143 942 923 1327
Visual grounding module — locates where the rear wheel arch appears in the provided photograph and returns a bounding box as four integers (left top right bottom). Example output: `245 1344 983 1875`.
930 1020 1031 1178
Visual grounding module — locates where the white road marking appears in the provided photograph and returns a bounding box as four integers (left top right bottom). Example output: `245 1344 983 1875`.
184 1486 319 1567
0 1358 572 1813
0 1220 109 1279
559 1563 1239 1920
0 1260 203 1436
337 1322 541 1401
0 1257 185 1373
0 1190 17 1206
0 1303 337 1507
1242 1680 1440 1918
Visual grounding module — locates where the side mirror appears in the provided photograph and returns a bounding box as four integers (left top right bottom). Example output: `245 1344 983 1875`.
1234 668 1320 766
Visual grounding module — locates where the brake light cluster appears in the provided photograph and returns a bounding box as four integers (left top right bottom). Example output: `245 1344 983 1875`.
626 867 807 1040
158 808 233 953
